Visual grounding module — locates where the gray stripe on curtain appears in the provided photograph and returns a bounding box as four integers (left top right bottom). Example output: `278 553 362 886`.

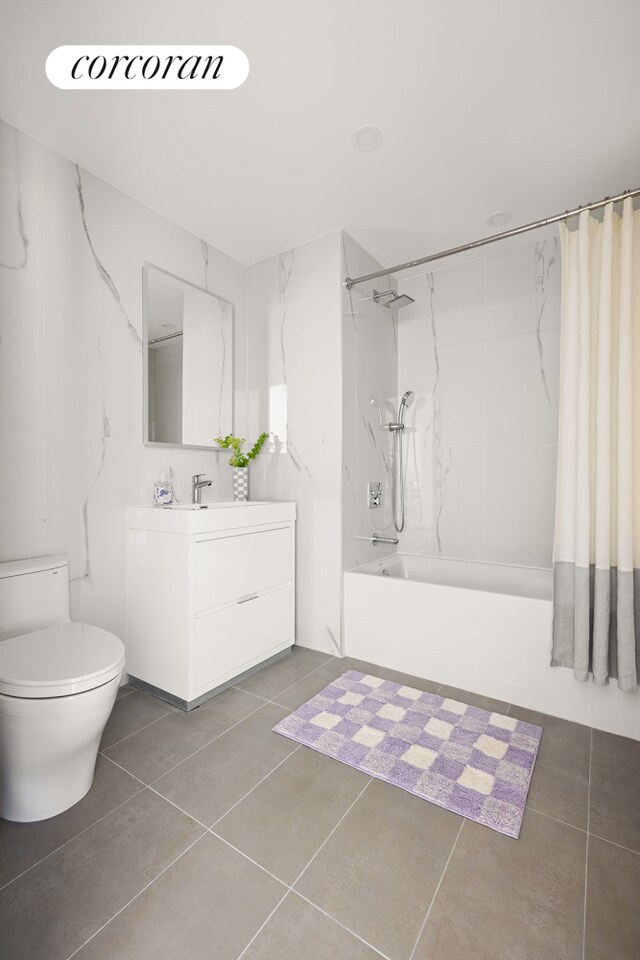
552 561 640 691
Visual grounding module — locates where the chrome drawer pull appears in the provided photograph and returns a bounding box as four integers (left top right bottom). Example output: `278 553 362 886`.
237 593 259 604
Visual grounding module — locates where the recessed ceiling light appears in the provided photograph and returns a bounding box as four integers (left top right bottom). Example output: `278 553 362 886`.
161 322 177 329
487 210 513 227
351 126 383 152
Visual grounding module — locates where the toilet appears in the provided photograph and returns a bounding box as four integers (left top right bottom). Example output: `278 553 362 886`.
0 555 125 822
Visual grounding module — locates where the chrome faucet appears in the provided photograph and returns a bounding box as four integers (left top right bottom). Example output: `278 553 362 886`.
192 473 212 505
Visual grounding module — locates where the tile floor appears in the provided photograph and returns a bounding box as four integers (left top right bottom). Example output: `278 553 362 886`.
1 647 638 960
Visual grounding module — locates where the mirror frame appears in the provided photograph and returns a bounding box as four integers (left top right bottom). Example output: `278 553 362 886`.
142 262 235 451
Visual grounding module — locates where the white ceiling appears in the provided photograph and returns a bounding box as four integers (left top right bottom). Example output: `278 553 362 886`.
2 0 639 268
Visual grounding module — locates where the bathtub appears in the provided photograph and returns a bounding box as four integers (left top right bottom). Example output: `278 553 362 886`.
344 554 639 739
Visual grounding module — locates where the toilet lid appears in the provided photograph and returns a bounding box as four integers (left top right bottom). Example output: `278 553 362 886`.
0 622 125 698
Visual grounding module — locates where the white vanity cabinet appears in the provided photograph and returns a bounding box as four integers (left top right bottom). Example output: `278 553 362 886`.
125 502 295 709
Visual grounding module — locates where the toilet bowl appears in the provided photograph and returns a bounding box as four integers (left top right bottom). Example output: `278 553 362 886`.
0 557 125 822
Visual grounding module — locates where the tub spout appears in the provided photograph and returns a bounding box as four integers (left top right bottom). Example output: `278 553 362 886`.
356 533 399 546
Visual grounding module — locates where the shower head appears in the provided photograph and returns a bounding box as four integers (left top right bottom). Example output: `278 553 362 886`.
397 389 415 425
372 288 415 310
400 390 414 408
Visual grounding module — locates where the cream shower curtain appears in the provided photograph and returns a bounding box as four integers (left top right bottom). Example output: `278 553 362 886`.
552 198 640 692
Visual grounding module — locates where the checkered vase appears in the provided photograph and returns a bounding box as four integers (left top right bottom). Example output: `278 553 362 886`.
232 467 249 501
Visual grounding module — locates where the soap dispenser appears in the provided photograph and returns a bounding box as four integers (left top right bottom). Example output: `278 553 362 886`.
153 472 173 505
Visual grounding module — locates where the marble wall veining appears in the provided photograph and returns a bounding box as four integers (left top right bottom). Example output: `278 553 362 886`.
0 119 249 643
396 235 561 568
247 233 343 655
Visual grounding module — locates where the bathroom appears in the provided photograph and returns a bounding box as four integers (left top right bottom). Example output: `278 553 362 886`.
0 3 639 959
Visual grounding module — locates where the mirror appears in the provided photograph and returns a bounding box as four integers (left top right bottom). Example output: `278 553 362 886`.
143 264 233 448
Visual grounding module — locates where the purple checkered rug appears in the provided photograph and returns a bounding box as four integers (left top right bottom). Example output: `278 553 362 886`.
273 671 542 838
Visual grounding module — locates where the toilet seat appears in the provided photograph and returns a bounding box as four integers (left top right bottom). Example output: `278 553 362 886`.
0 622 125 698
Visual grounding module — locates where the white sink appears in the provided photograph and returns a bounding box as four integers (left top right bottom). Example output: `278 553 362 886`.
162 501 270 510
126 500 296 534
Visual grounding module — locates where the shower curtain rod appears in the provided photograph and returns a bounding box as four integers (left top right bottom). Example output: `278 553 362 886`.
343 187 640 289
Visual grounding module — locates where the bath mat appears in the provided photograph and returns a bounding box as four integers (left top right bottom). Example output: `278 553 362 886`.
273 671 542 838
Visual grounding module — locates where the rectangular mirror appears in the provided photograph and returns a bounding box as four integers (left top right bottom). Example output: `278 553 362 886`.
143 263 234 448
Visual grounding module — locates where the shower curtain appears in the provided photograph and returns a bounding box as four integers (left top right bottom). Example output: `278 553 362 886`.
552 198 640 692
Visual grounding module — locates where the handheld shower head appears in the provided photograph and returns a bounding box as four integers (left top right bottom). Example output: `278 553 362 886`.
398 390 414 421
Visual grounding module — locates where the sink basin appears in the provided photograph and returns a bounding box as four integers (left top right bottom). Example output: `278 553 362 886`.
126 500 296 534
162 501 270 511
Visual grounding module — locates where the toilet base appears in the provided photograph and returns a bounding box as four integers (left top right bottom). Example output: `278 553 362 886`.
0 673 121 822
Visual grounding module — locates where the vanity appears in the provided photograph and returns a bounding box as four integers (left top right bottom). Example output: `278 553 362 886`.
125 501 296 709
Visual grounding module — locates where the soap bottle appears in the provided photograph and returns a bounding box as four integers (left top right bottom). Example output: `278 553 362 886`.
153 472 173 505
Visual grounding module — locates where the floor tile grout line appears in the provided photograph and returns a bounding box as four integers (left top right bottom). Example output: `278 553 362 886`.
210 830 293 888
290 776 373 890
234 654 337 702
144 786 213 834
139 700 270 788
231 685 271 703
63 829 209 960
524 803 640 857
582 727 593 960
102 705 176 751
525 805 588 835
115 685 137 701
218 777 378 960
588 832 640 858
0 782 148 893
209 744 302 830
233 888 291 960
408 818 466 960
292 891 395 960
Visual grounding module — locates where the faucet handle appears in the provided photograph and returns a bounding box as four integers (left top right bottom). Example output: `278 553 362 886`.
192 473 205 483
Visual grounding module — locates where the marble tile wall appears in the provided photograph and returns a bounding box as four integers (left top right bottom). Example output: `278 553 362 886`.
341 233 398 570
396 235 561 568
0 119 249 643
247 233 343 655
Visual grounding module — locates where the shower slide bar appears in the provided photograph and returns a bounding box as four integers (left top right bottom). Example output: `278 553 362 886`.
343 187 640 290
356 533 399 546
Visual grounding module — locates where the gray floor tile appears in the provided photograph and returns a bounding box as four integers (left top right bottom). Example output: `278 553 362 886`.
215 747 369 884
115 683 135 700
414 810 585 960
100 688 174 749
0 789 204 960
0 756 141 888
296 778 462 960
272 658 353 710
585 836 640 960
234 646 334 700
590 730 640 853
152 703 297 826
104 686 260 784
243 891 382 960
73 832 285 960
508 705 590 829
436 684 509 714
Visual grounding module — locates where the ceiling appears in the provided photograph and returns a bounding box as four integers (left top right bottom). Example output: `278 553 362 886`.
2 0 639 268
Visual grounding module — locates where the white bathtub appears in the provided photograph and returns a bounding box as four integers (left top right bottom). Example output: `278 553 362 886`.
344 554 639 739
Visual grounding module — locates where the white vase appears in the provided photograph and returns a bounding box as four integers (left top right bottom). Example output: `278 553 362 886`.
233 467 249 501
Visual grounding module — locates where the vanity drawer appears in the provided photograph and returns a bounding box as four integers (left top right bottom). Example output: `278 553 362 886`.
195 585 292 690
196 527 291 614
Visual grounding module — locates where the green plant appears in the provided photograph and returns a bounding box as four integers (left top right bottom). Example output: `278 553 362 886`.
214 432 270 468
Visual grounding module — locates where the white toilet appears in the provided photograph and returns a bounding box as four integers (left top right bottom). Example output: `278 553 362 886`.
0 555 125 822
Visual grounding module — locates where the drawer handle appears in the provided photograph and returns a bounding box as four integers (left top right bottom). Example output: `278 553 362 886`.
237 593 259 605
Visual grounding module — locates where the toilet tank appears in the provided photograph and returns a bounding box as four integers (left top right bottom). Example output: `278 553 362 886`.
0 556 71 641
